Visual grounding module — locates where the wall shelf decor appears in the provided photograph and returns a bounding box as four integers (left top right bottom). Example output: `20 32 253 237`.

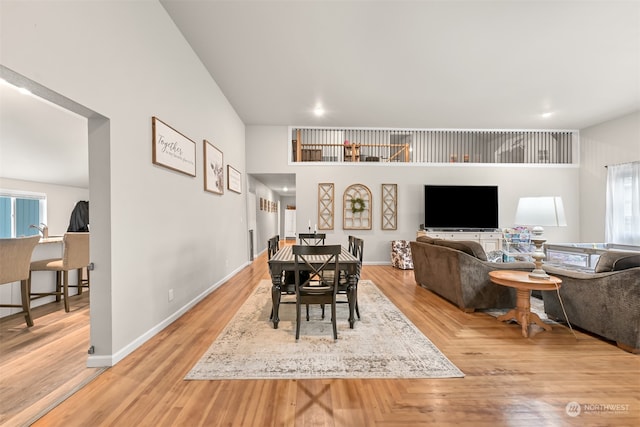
343 184 372 230
318 183 334 230
381 183 397 230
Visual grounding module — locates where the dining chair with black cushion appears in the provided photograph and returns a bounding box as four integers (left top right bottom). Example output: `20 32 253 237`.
293 244 341 340
267 235 279 260
0 235 41 327
337 237 363 319
352 237 364 265
337 235 358 284
268 235 297 320
29 232 89 313
298 233 326 246
347 235 357 254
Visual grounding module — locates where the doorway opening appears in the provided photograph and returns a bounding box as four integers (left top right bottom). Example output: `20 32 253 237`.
0 64 112 363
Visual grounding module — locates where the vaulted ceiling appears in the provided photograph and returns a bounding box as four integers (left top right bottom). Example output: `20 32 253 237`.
2 1 638 193
161 0 640 129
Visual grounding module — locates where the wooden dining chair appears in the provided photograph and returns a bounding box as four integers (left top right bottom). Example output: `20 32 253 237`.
298 232 329 315
29 232 89 313
268 235 297 320
267 235 279 260
293 244 341 340
347 235 357 254
337 237 363 319
0 235 41 327
298 233 326 246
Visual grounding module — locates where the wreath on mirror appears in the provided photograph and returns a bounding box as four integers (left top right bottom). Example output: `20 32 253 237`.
350 197 365 213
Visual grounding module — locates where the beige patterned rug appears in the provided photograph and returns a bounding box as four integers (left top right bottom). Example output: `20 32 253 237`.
185 280 464 380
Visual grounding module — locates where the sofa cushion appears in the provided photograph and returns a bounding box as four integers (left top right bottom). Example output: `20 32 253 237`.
416 235 439 245
595 251 640 273
612 254 640 271
434 239 488 261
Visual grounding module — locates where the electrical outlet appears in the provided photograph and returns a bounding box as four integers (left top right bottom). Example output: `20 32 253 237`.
168 289 174 302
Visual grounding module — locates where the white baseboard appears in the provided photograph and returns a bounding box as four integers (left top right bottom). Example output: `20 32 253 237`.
86 262 249 368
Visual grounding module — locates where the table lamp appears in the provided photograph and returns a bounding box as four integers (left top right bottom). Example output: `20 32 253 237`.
514 196 567 279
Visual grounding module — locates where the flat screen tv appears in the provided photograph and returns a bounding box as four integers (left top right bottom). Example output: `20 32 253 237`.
424 185 499 231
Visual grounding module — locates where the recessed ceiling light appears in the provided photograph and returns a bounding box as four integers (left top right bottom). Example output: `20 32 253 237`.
313 105 325 117
541 112 554 118
283 187 288 192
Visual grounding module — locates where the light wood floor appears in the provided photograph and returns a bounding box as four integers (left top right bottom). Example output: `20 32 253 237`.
0 291 104 426
3 249 639 426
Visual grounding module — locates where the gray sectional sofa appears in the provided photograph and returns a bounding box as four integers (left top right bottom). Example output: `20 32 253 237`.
411 235 640 353
410 236 535 312
542 251 640 353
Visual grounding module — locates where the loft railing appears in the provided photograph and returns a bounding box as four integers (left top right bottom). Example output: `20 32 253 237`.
291 127 577 164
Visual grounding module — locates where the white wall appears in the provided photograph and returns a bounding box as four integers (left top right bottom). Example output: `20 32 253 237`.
246 126 581 263
579 111 640 242
0 178 89 236
2 1 247 365
248 176 279 256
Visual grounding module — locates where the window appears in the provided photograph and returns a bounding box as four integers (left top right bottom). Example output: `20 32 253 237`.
0 190 47 238
605 162 640 245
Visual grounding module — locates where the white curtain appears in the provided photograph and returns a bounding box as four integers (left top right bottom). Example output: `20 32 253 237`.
605 161 640 245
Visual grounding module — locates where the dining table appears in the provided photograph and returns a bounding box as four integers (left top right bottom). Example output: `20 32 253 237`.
267 245 360 329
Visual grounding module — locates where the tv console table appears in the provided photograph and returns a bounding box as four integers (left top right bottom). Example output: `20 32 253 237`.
416 230 502 252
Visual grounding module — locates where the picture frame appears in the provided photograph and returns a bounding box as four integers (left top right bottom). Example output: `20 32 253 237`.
203 140 224 195
227 165 242 194
152 116 196 177
318 183 335 230
381 183 398 230
343 184 372 230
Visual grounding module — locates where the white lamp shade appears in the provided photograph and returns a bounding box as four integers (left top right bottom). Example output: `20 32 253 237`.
514 196 567 227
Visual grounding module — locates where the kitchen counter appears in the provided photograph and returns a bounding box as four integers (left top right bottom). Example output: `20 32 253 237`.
39 236 63 244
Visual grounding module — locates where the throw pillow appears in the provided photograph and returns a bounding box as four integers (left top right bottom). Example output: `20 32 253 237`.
434 240 488 261
612 254 640 271
595 251 640 273
417 235 439 245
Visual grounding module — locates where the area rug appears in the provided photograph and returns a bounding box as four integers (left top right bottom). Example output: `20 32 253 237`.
185 280 464 380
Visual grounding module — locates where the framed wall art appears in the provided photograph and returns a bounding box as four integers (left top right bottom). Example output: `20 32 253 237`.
381 183 398 230
318 183 334 230
203 140 224 194
343 184 372 230
152 116 196 177
227 165 242 194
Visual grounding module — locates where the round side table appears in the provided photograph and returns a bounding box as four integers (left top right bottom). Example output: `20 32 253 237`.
488 270 562 338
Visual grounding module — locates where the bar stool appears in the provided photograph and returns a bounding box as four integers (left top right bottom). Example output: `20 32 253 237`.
0 235 41 326
29 232 89 312
73 267 90 295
